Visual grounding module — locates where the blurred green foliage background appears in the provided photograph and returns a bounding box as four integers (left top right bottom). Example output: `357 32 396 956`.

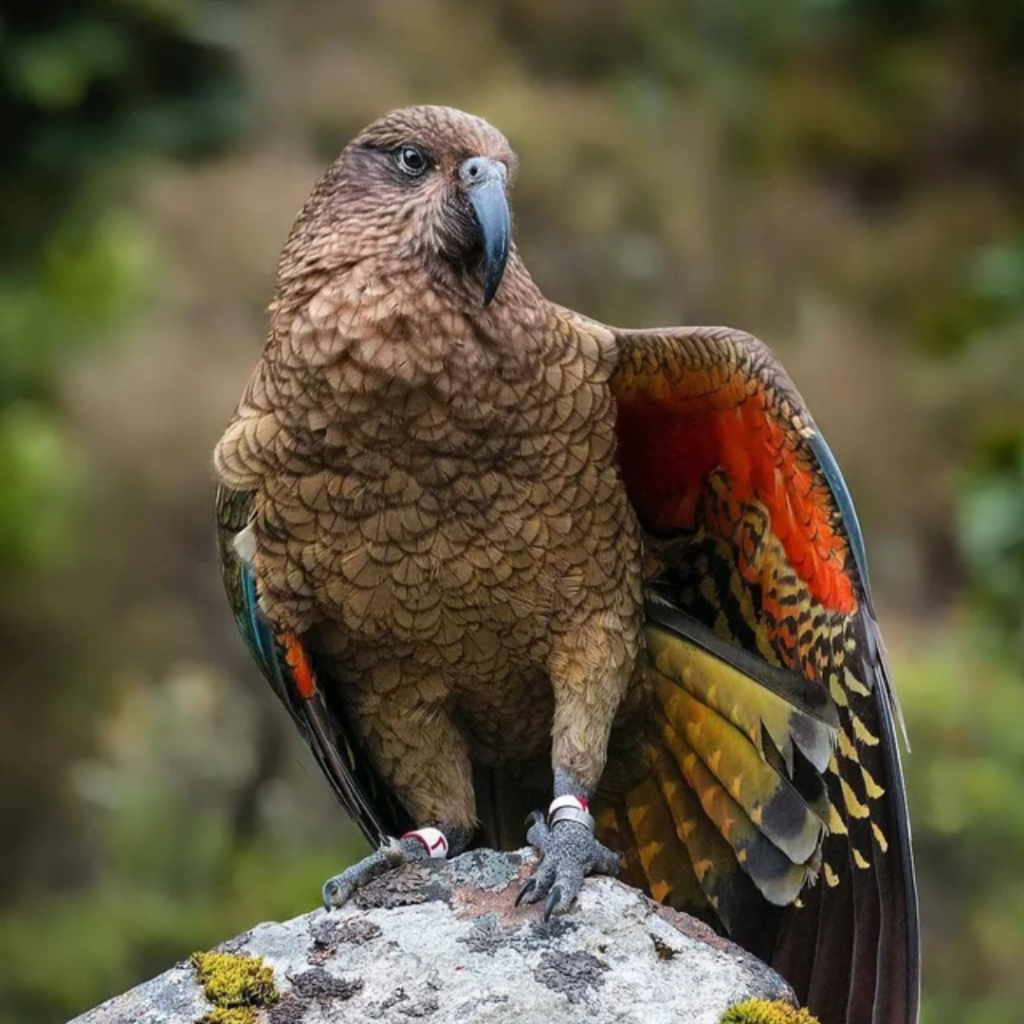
0 1 1021 1022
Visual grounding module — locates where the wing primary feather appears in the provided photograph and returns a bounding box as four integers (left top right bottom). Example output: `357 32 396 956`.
864 627 921 1021
811 433 911 755
807 431 872 599
646 599 838 730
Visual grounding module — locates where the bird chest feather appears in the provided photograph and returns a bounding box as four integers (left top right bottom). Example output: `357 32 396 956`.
245 310 642 683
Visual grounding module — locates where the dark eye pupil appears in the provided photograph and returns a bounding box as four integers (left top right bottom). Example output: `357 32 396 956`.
397 146 426 175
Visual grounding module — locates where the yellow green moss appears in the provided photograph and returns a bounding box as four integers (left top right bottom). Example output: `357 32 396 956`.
190 950 279 1024
721 998 821 1024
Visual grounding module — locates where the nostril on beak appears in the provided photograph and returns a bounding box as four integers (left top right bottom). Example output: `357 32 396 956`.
459 157 506 188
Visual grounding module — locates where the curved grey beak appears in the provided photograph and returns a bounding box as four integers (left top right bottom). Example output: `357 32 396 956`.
460 157 510 305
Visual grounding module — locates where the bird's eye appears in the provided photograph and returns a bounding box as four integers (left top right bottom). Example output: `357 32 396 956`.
394 145 428 178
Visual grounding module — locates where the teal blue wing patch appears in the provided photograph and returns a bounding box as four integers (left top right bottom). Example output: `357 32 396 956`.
215 485 406 846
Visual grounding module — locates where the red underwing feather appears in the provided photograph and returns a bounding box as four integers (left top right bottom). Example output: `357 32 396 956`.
613 369 857 615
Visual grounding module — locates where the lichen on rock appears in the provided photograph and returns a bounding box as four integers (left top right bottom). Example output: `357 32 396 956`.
722 998 821 1023
190 950 279 1024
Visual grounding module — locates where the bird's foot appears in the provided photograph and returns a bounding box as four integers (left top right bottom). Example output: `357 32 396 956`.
516 799 620 920
321 828 449 909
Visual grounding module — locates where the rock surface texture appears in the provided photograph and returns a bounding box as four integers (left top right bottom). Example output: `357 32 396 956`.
70 849 796 1024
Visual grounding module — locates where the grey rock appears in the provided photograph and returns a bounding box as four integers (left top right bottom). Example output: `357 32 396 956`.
69 848 795 1024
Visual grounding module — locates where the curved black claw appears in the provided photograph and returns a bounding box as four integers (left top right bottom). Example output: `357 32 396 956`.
516 878 538 907
543 885 563 923
321 836 429 909
518 811 621 918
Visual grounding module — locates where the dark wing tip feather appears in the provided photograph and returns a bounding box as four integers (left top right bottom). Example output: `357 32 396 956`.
812 431 920 1021
215 485 403 848
864 620 921 1022
801 433 920 1024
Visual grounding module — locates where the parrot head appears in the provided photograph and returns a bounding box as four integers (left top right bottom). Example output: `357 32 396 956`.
279 105 516 307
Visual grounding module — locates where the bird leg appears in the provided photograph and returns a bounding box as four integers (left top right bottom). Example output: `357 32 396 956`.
322 823 474 908
516 768 620 919
517 619 633 918
321 668 478 909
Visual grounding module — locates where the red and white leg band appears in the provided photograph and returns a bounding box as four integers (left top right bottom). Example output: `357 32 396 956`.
548 795 596 833
401 828 449 859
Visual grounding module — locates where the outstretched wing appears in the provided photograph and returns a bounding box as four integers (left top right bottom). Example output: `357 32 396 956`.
216 485 408 847
600 325 919 1024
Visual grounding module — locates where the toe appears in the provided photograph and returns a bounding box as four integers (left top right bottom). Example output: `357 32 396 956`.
549 857 585 914
515 878 538 907
593 841 621 876
518 811 621 918
543 885 563 922
518 857 556 906
525 811 551 851
321 874 353 909
320 835 432 911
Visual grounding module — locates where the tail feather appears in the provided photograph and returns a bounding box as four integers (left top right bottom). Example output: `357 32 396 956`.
599 613 838 944
602 725 778 954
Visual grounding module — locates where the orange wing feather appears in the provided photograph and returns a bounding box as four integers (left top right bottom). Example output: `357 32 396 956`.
614 359 856 616
282 629 317 699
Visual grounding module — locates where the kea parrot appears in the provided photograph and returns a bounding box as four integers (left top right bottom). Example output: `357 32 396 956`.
213 106 919 1024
